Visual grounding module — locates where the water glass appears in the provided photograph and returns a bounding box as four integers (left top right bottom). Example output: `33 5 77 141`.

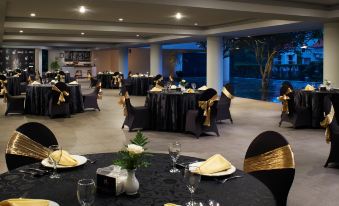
191 83 196 90
77 179 96 206
48 145 62 179
184 166 202 206
168 142 181 173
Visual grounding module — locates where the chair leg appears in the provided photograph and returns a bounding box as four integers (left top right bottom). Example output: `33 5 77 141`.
279 120 283 127
121 123 124 129
230 118 233 124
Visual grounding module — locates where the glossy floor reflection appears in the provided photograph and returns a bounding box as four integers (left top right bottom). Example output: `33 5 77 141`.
0 82 337 206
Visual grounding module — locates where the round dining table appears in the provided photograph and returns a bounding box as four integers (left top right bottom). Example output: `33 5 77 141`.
0 153 275 206
97 74 118 89
6 76 21 96
25 84 84 115
145 91 201 132
127 77 153 96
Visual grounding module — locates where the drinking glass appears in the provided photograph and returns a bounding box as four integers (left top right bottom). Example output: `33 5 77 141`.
191 83 196 90
48 145 62 179
77 179 96 206
168 142 181 173
184 166 202 206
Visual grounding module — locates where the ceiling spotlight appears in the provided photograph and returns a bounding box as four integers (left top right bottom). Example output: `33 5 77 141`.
118 18 124 22
175 12 182 20
30 13 36 17
19 30 23 33
79 6 86 13
194 22 198 26
136 34 140 37
81 32 85 35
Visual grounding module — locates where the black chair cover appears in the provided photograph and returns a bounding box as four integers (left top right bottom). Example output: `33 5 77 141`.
5 122 58 170
122 96 150 131
49 82 71 118
244 131 295 206
83 83 101 111
217 84 233 123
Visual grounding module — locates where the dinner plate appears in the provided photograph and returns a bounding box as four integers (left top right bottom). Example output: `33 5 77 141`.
41 155 87 168
50 200 60 206
189 161 236 176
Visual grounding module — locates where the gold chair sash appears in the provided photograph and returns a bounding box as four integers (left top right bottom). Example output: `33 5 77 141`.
222 87 234 99
118 92 130 116
97 82 103 99
198 94 219 127
277 88 292 113
51 85 69 105
244 145 295 173
0 81 8 103
320 106 335 144
6 131 51 160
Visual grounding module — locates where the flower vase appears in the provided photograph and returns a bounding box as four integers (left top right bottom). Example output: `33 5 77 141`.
124 169 139 195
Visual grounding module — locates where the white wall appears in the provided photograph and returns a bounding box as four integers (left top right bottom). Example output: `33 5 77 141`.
48 49 65 70
324 22 339 87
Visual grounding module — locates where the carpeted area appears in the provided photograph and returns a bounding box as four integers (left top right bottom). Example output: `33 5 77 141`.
0 83 338 206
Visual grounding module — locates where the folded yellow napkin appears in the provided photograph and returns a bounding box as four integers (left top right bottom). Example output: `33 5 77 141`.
195 154 232 175
186 88 194 93
68 81 78 85
170 85 177 89
31 81 41 85
50 150 78 166
164 204 179 206
150 87 162 92
305 84 315 91
0 198 49 206
198 85 208 91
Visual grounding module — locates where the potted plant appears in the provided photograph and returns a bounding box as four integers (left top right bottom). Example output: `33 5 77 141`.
113 131 150 195
50 58 60 71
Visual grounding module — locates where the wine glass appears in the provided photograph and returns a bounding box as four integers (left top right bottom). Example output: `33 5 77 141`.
168 142 181 173
184 166 202 206
48 145 62 179
77 179 96 206
191 83 196 90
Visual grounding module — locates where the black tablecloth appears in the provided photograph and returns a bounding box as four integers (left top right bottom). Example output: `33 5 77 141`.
6 76 21 96
0 153 275 206
145 91 200 132
97 74 116 89
299 90 339 128
127 77 153 96
25 84 84 115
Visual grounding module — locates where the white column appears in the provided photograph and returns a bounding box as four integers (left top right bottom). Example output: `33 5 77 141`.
118 48 128 77
324 22 339 88
150 44 162 75
223 57 230 83
34 48 42 74
207 36 224 93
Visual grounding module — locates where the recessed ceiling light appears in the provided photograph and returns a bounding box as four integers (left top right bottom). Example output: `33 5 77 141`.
19 30 23 33
194 22 198 26
136 34 140 37
175 12 182 20
118 18 124 22
81 32 85 35
30 13 36 17
79 6 86 13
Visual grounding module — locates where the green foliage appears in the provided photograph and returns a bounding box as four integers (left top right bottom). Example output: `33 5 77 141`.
50 59 60 71
131 131 149 147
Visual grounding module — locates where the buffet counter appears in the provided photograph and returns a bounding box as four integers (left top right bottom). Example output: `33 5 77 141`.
61 66 97 77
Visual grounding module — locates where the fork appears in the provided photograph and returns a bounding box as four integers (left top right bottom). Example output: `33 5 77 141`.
215 175 243 184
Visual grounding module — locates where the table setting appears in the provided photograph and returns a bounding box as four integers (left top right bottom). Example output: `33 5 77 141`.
0 131 275 206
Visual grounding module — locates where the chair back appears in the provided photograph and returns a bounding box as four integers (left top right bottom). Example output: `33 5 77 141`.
51 82 70 105
5 122 58 170
198 88 218 126
220 83 234 104
244 131 295 206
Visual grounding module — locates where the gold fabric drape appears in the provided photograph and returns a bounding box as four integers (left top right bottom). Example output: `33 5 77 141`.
244 145 295 173
51 85 69 105
222 87 234 99
118 92 130 116
6 131 51 160
0 80 8 103
278 88 292 113
198 94 219 127
320 106 335 144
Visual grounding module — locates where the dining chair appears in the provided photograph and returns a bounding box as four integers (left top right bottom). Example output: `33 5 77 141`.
5 122 58 170
83 82 101 111
217 83 233 123
121 91 150 131
185 88 219 138
4 92 26 116
244 131 295 206
49 82 71 118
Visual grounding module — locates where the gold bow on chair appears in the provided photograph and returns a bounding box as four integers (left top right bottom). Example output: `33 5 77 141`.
222 87 234 99
118 92 130 116
0 80 8 103
97 82 103 99
244 145 295 173
198 94 219 127
6 131 51 160
52 85 69 105
278 88 293 113
320 106 335 144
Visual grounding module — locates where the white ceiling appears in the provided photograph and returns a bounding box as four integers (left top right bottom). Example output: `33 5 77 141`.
0 0 336 49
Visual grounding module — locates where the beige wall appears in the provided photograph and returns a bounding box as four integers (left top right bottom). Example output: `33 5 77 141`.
128 48 150 74
92 50 119 72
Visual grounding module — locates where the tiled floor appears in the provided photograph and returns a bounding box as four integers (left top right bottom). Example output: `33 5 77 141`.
0 84 338 205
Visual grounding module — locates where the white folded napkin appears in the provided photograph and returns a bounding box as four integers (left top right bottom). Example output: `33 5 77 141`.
198 85 208 91
195 154 232 175
68 81 78 85
170 85 177 89
31 81 41 85
150 87 162 92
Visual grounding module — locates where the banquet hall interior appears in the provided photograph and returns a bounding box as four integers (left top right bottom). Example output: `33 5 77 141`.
1 0 339 206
